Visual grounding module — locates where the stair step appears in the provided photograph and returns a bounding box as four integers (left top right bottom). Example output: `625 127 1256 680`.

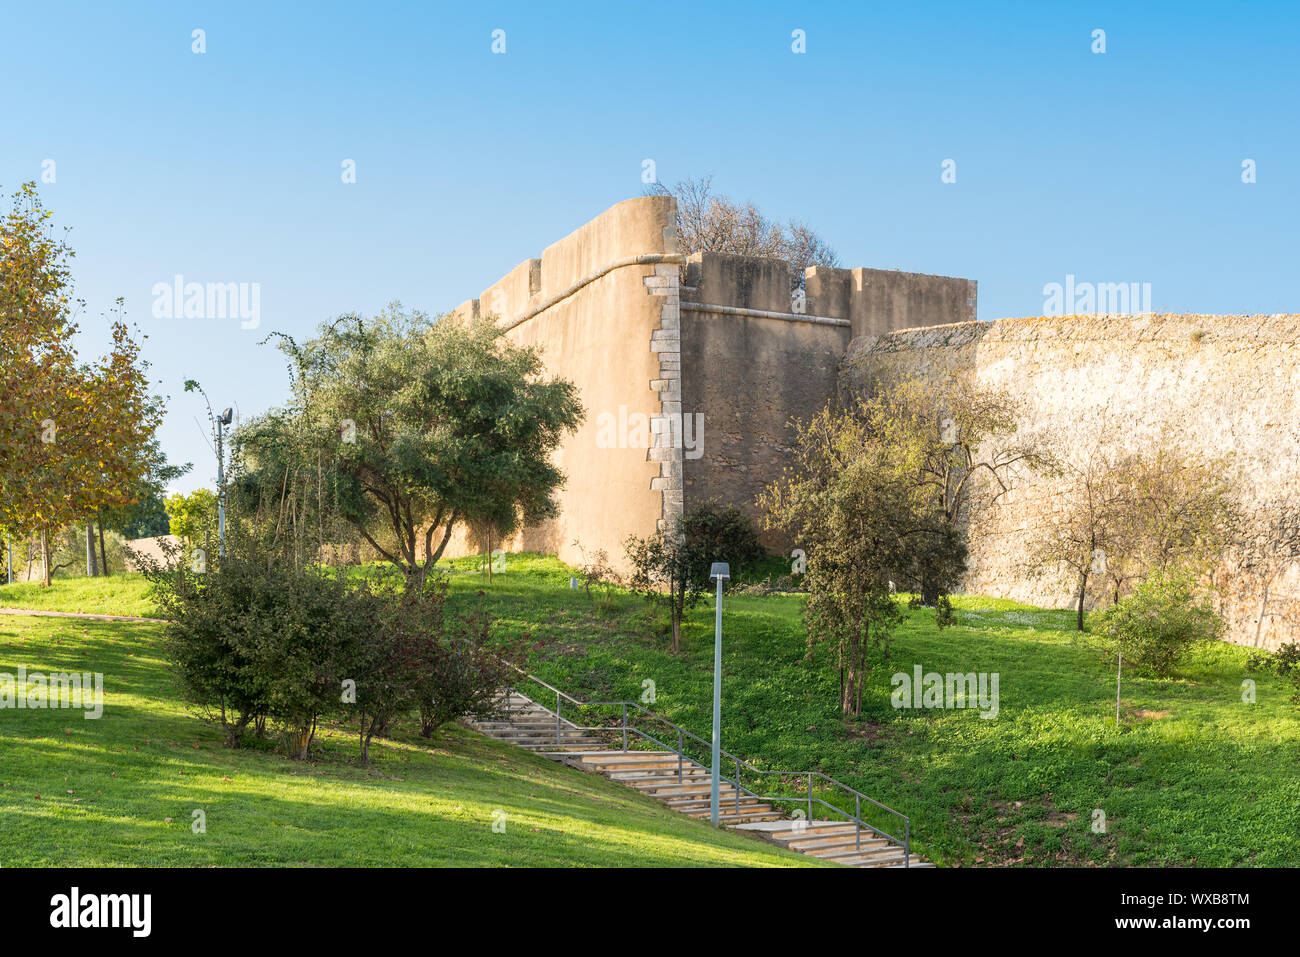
470 690 929 868
815 842 907 862
805 841 894 859
681 806 780 821
663 793 763 807
786 834 886 853
634 782 743 797
768 824 859 843
605 767 707 779
846 851 927 868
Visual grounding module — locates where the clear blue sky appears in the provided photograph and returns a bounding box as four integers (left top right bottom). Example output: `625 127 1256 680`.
4 0 1297 493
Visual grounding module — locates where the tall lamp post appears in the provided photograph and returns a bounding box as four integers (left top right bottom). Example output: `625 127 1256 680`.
709 562 730 827
216 407 233 558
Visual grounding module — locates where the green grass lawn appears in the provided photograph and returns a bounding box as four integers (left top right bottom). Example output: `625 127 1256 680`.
0 611 821 867
434 554 1299 868
0 573 156 618
9 559 1299 868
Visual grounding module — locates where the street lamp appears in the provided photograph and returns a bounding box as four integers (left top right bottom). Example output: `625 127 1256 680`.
217 408 233 558
709 561 730 827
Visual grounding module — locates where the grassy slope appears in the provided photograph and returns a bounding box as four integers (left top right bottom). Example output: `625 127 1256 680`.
434 555 1299 868
8 561 1298 867
0 573 155 618
0 612 819 867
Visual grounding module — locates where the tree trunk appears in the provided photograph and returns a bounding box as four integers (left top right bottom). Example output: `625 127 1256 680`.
85 521 98 577
920 573 939 607
1076 570 1089 631
670 606 681 654
41 529 51 587
293 725 313 760
98 511 110 576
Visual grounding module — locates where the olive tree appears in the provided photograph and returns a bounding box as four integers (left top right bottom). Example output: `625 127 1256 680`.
250 307 583 590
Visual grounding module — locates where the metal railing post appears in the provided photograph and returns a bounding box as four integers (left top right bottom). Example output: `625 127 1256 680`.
734 757 740 814
905 820 911 867
807 773 813 823
621 703 628 752
856 795 861 850
677 730 683 783
556 691 562 741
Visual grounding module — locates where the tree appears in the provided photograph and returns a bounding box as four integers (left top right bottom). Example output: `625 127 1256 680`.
1025 417 1134 630
1110 446 1239 595
254 307 583 591
647 176 840 290
761 399 931 717
624 523 706 655
165 489 218 553
1028 418 1239 629
1237 492 1300 645
848 372 1048 607
0 184 161 584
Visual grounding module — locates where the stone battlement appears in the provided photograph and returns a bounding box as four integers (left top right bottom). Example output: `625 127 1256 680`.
443 196 974 570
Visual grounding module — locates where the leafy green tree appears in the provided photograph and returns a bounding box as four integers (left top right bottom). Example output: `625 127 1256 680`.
625 522 706 655
165 489 218 552
761 398 931 717
253 307 583 590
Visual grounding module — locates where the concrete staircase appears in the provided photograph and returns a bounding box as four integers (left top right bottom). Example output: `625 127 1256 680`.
467 691 931 868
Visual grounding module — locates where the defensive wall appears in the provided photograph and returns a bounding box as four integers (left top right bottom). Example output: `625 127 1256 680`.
443 196 973 568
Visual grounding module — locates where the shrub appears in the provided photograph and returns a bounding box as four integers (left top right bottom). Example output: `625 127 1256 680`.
1094 569 1225 676
1246 642 1300 704
680 499 766 581
145 545 268 747
572 540 624 611
349 580 448 763
146 548 375 758
415 593 513 738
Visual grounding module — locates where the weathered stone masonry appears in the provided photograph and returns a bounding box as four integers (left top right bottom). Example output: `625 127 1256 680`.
444 195 973 570
446 197 1295 649
858 313 1300 650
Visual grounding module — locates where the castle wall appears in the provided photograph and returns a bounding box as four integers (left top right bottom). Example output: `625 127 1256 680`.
677 253 974 540
444 196 684 569
443 197 975 573
857 313 1300 649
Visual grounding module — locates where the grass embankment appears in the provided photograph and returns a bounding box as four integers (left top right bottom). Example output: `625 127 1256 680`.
437 555 1300 868
0 602 819 866
0 573 156 618
7 560 1298 867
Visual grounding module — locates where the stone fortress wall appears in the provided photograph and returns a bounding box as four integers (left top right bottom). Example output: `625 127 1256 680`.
857 314 1300 650
442 196 972 568
444 197 1295 649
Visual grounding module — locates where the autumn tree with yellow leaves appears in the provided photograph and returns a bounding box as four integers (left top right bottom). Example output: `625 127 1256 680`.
0 182 160 584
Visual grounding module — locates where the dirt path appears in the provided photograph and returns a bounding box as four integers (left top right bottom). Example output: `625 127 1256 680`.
0 607 168 624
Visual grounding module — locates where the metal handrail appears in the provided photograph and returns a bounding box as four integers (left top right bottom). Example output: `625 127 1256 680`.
497 659 913 865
